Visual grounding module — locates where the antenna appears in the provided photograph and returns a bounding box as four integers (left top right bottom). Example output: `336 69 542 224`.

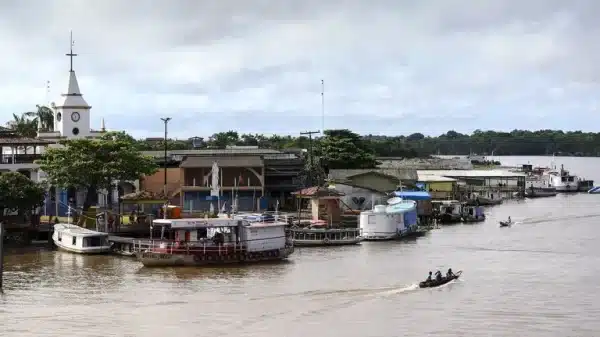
66 30 77 72
45 80 51 106
321 79 325 133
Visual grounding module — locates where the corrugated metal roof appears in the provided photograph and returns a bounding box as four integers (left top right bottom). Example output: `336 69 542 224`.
328 168 418 181
417 169 526 178
180 156 264 168
418 175 457 182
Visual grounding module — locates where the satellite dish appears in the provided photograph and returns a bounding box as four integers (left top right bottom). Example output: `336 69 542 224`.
387 197 403 205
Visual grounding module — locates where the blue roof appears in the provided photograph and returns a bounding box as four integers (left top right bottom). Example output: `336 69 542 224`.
393 191 432 200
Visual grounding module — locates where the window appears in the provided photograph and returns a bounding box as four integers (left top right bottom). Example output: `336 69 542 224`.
56 112 62 121
72 127 80 135
72 236 77 245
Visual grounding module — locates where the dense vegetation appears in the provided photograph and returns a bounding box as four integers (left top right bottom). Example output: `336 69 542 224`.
8 106 600 159
135 130 600 157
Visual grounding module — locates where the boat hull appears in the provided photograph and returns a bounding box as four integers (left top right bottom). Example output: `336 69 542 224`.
439 214 462 224
554 185 579 192
54 242 112 254
462 217 485 223
293 238 363 246
419 271 462 288
138 246 294 267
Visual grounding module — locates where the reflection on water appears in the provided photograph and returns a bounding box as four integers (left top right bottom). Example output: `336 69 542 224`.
3 163 600 336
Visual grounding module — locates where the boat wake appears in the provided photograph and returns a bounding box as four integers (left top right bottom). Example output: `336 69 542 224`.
374 283 419 296
521 212 600 225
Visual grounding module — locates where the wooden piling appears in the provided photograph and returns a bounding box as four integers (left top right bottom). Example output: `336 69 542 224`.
0 222 5 291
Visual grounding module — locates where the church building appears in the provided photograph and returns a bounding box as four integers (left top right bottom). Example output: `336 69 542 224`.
34 33 137 216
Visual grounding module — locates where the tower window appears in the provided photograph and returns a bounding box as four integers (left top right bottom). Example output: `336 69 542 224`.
72 127 80 135
57 112 62 122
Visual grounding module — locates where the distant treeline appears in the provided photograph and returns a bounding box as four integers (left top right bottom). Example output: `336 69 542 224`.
134 129 600 157
5 108 598 157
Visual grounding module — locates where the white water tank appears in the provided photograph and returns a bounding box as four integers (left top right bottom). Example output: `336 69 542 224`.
373 205 386 213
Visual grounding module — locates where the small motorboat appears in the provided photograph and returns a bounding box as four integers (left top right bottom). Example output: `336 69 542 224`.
499 221 513 227
419 271 462 288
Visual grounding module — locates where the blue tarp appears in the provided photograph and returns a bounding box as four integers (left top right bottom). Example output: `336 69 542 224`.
403 210 418 226
393 191 432 201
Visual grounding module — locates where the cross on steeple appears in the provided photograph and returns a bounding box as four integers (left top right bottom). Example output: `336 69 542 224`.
66 31 77 72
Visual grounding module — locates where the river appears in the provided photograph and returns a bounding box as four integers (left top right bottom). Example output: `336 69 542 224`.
2 156 600 337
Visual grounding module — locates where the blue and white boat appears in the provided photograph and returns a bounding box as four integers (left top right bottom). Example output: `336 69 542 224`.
588 186 600 194
359 197 419 241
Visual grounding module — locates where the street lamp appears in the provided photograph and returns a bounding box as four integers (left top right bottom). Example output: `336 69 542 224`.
160 117 171 199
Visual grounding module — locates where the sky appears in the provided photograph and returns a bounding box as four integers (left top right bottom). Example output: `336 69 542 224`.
1 0 599 139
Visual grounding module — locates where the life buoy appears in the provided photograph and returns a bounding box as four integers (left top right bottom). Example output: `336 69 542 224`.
323 238 330 244
207 255 212 261
193 255 201 263
274 250 280 257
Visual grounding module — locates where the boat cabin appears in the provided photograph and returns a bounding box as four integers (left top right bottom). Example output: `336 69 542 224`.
434 200 462 216
150 218 289 253
53 223 111 254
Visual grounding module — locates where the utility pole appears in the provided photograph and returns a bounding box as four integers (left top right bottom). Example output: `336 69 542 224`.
300 130 320 186
160 117 171 217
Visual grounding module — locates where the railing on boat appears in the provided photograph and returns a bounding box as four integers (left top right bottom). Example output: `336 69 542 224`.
132 235 294 255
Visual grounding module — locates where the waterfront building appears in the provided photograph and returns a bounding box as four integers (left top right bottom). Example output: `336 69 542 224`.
139 147 305 213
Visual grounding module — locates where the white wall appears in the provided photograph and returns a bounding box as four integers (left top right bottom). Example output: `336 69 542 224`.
332 183 387 210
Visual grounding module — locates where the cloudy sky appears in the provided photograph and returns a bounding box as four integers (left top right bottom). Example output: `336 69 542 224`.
1 0 599 139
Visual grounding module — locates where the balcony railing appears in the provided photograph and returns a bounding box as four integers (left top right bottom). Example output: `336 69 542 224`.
1 154 42 164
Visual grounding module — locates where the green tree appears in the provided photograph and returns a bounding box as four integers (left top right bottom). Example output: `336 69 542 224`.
318 129 378 169
24 105 54 131
6 113 37 138
0 172 45 217
36 131 159 224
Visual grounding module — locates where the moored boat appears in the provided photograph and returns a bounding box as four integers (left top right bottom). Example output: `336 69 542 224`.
499 221 512 227
461 205 485 223
290 224 362 246
419 271 462 288
135 217 294 267
433 200 463 224
52 223 112 254
543 165 579 192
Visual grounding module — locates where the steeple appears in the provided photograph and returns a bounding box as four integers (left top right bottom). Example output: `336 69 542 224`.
56 31 89 108
101 118 106 132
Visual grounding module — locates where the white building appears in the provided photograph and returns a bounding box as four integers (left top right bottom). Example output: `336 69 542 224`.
1 34 138 215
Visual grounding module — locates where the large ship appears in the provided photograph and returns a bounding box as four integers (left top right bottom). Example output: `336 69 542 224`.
543 165 579 192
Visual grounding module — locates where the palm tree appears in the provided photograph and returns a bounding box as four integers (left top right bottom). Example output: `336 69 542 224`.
23 105 54 131
6 113 37 138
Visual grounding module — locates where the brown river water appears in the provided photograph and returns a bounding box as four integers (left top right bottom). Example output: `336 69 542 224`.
2 156 600 337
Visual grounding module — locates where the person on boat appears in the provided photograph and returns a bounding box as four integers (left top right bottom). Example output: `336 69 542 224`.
446 268 454 278
508 216 512 223
435 270 442 281
426 271 432 282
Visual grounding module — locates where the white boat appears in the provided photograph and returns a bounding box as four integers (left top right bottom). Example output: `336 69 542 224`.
359 197 419 241
543 165 579 192
524 177 557 198
52 223 112 254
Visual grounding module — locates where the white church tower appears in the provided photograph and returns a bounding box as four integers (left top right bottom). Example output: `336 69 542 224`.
54 31 92 139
